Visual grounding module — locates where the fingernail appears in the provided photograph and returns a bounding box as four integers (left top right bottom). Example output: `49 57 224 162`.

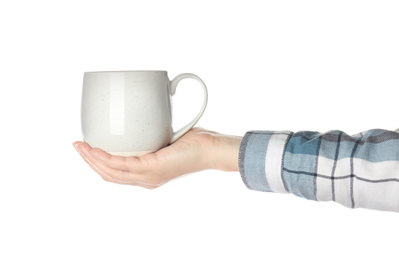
73 142 82 154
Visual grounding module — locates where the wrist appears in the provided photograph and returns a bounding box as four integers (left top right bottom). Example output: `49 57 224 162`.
211 134 242 172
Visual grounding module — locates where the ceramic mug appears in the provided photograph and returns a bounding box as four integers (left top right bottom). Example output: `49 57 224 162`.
81 71 208 156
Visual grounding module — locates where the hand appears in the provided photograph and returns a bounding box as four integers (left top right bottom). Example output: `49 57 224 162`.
73 128 241 189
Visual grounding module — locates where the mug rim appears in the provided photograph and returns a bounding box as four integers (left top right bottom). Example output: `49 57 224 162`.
84 70 167 74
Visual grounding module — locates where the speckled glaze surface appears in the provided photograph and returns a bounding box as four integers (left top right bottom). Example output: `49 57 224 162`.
81 71 207 156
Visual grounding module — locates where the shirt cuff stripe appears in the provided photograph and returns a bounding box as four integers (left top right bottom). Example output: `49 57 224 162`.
265 132 292 194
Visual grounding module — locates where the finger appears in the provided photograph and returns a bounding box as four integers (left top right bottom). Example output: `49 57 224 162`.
74 142 156 188
89 148 152 174
73 142 126 183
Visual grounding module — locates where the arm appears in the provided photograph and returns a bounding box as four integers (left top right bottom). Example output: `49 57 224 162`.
73 127 399 212
239 129 399 212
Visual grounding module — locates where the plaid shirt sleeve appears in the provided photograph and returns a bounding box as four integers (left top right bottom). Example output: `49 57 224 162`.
239 129 399 212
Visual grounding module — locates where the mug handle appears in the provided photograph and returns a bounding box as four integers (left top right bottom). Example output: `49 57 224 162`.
169 73 208 143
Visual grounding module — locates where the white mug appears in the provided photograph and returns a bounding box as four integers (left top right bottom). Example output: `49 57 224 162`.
81 71 208 156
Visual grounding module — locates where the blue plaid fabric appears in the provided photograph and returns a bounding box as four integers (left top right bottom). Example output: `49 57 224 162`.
239 129 399 212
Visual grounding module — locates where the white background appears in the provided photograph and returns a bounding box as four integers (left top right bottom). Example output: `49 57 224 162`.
1 0 399 259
